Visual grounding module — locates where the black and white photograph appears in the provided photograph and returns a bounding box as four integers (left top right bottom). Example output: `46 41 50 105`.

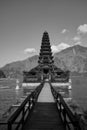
0 0 87 129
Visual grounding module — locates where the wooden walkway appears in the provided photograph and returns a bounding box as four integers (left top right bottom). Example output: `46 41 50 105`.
37 82 55 102
23 82 65 130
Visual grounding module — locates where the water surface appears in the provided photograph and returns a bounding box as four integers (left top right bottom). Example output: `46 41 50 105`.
0 76 87 120
71 76 87 110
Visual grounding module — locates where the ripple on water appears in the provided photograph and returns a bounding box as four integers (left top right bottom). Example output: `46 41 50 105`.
0 87 23 118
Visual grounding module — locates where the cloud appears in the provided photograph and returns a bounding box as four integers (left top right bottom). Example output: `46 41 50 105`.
61 29 69 34
51 43 70 53
73 24 87 45
75 41 81 45
77 24 87 34
51 45 58 53
73 35 82 45
24 48 37 54
73 36 81 42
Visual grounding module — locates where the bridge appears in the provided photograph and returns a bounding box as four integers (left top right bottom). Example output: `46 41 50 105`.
6 82 81 130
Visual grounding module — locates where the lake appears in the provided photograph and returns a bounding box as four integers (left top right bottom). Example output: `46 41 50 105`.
71 76 87 110
0 76 87 120
0 79 23 119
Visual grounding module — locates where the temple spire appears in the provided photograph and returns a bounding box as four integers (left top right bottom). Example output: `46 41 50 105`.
38 31 54 65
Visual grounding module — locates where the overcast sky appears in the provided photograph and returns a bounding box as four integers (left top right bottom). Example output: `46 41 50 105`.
0 0 87 67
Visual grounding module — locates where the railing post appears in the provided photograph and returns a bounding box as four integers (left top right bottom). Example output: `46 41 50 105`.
73 113 81 130
59 102 61 113
28 100 30 114
8 121 12 130
22 107 25 129
63 108 67 129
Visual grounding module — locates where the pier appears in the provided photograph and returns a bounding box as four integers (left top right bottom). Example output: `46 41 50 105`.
23 82 64 130
7 82 81 130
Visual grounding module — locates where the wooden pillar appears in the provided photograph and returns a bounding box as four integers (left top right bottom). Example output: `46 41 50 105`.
8 121 12 130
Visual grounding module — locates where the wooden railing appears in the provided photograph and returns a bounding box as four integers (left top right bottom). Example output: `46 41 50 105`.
7 82 43 130
51 85 81 130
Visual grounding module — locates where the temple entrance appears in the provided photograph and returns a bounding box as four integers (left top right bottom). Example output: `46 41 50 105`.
43 67 50 81
43 68 49 74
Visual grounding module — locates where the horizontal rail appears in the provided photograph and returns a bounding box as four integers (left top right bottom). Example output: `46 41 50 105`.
51 84 81 130
0 122 7 125
7 82 44 130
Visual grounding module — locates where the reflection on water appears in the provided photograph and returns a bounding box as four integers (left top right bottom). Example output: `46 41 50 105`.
71 76 87 110
0 84 37 120
0 87 23 119
55 86 72 99
69 89 72 99
15 89 22 102
0 76 87 120
54 76 87 110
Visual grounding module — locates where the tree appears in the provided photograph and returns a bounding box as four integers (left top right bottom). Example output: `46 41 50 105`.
0 70 6 78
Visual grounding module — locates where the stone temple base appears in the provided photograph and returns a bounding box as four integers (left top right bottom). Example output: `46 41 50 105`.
22 83 41 87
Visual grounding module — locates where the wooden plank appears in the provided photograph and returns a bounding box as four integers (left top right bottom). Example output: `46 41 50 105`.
23 103 65 130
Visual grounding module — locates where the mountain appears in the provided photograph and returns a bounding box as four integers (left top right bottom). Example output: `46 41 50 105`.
54 45 87 73
1 45 87 80
1 55 38 80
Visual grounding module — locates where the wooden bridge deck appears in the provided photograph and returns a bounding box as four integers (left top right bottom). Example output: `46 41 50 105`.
23 82 65 130
23 102 65 130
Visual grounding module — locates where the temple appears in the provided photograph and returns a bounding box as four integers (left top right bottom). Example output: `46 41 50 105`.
23 31 69 85
38 31 54 81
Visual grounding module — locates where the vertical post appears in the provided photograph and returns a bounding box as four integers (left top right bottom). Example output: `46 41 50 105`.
74 113 81 130
8 121 12 130
59 102 61 113
28 100 30 114
56 94 58 102
22 107 25 129
63 108 66 129
57 98 60 110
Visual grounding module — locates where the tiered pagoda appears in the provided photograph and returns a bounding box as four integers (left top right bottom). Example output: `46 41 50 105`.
38 31 54 80
23 31 69 84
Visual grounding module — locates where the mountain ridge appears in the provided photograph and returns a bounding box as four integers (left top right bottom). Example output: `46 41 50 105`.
1 45 87 79
54 44 87 73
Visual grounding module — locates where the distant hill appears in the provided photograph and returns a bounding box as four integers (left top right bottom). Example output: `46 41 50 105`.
54 45 87 73
1 45 87 80
1 55 38 80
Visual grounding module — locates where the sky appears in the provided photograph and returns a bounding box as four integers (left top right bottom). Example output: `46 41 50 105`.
0 0 87 67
